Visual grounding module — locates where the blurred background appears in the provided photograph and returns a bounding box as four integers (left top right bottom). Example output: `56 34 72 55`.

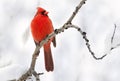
0 0 120 81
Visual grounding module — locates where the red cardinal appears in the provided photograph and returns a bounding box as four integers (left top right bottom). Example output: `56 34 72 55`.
31 7 56 72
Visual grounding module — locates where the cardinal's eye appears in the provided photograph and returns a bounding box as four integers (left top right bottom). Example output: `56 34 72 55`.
41 10 46 15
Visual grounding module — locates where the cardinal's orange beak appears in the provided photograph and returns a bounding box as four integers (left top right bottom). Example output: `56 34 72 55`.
44 11 49 15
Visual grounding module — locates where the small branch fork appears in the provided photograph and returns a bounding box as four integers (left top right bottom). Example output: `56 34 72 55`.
10 0 120 81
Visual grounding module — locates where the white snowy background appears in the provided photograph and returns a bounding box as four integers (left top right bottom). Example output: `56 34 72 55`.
0 0 120 81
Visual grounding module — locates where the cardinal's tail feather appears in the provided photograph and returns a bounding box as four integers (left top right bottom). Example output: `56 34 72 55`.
44 44 54 72
52 36 56 47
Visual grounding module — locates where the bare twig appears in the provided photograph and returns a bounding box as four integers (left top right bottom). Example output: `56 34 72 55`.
62 24 120 60
80 24 120 60
63 24 107 60
111 24 120 50
111 24 117 44
66 0 86 24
